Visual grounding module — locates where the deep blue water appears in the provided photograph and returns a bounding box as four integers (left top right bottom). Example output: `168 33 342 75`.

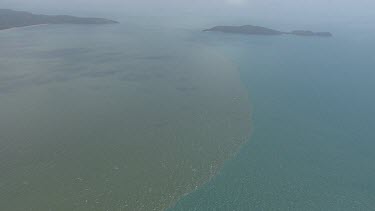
171 23 375 210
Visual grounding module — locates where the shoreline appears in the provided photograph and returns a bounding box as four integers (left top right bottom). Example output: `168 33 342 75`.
0 24 49 32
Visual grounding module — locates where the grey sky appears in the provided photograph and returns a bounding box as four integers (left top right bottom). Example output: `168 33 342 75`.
1 0 374 22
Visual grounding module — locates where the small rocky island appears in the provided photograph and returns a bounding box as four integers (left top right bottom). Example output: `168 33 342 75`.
204 25 332 37
0 9 118 30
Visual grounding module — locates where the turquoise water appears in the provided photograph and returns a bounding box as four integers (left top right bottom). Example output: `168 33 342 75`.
172 23 375 210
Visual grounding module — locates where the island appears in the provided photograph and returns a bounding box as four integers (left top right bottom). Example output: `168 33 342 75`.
203 25 332 37
0 9 118 30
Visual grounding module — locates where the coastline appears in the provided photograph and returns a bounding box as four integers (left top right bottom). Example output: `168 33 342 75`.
0 24 49 32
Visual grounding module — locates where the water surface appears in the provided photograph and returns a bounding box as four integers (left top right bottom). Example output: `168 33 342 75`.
172 22 375 210
0 22 251 210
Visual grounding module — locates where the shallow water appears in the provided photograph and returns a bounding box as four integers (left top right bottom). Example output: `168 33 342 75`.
0 22 251 210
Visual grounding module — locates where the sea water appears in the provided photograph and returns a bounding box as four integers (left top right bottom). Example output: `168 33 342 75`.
171 21 375 210
1 17 375 211
0 19 251 210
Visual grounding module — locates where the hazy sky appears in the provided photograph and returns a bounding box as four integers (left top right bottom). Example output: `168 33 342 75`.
1 0 374 22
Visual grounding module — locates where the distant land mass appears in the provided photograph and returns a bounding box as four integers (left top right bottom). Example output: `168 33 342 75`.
204 25 333 37
0 9 118 30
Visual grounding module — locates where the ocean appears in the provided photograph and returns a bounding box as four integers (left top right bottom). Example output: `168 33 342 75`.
0 18 251 210
171 21 375 210
1 17 375 210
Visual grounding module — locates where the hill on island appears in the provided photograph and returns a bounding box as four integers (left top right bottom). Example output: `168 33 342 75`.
204 25 332 37
0 9 118 30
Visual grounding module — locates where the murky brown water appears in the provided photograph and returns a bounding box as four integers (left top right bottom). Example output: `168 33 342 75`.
0 23 251 210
